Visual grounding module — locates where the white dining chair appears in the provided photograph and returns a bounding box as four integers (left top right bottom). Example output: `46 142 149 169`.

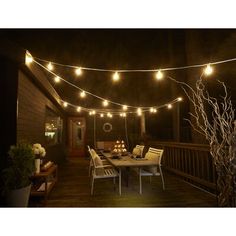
89 149 121 195
88 147 108 176
132 145 145 157
138 147 165 194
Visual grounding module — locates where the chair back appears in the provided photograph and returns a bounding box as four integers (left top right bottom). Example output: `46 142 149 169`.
136 145 145 156
89 149 104 175
133 145 145 156
145 147 164 165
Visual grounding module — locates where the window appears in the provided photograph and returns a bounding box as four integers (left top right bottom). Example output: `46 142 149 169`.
45 108 63 145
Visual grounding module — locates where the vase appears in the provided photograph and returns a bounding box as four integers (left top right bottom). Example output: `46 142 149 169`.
35 159 40 174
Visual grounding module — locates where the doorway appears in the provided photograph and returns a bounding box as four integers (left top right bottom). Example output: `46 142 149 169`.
68 117 86 157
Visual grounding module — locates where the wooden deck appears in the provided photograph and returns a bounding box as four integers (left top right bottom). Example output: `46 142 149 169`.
29 158 217 207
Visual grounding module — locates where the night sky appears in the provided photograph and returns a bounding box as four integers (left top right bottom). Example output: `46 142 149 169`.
1 29 236 140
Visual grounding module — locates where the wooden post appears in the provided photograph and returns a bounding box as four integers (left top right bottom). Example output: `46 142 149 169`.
140 113 146 135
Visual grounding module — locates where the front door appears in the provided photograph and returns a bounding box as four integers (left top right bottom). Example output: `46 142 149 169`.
68 117 86 157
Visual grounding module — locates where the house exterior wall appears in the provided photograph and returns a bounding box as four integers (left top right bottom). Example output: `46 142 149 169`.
17 69 67 164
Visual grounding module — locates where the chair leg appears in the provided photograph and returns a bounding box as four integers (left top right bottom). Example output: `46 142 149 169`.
119 170 121 195
159 167 165 190
139 168 142 194
91 176 95 195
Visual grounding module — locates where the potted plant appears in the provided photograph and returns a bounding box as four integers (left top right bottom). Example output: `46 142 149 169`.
1 143 35 207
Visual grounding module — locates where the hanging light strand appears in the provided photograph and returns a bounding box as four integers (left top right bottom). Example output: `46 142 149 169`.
33 59 167 109
33 56 236 73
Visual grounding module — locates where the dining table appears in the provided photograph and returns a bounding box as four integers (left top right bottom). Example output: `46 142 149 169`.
101 151 157 195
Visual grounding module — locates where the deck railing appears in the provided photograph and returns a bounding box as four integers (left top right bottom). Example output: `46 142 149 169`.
148 141 217 193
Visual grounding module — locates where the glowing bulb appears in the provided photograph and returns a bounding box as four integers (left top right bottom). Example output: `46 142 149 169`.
155 70 163 80
122 105 128 110
120 113 123 117
110 114 113 118
75 67 82 76
54 76 60 83
25 52 33 65
153 109 157 113
107 112 111 117
77 106 81 112
80 91 86 98
167 104 172 109
100 113 104 118
113 71 120 81
123 112 126 117
89 111 92 116
178 97 183 101
63 102 68 107
150 107 154 113
47 62 53 71
103 100 109 107
204 64 213 76
137 108 142 116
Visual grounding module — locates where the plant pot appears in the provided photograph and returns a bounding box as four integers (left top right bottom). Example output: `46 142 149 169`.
6 184 31 207
35 159 40 174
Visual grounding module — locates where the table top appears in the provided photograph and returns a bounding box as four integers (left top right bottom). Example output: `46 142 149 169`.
102 152 157 167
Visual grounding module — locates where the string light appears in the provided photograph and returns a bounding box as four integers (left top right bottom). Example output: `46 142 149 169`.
155 70 163 80
77 106 81 112
137 108 142 116
25 52 33 65
63 102 68 107
113 72 120 81
204 64 213 76
100 113 104 118
47 62 54 71
178 97 183 101
80 91 86 98
75 67 82 76
150 107 154 113
92 110 96 115
153 108 157 113
122 105 128 111
103 100 109 107
167 104 172 109
54 76 60 83
89 111 92 115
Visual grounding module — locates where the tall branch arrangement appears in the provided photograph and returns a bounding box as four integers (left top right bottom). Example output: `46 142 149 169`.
169 75 236 207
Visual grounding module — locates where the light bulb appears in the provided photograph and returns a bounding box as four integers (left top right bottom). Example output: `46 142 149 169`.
89 111 92 116
103 100 109 107
122 105 128 110
120 113 123 117
150 107 154 113
54 76 60 83
204 64 213 76
107 112 111 117
178 97 183 101
167 104 172 109
47 62 53 71
77 106 81 112
75 67 82 76
25 52 33 65
137 108 142 116
153 108 157 113
155 70 163 80
63 102 68 107
113 71 120 81
100 113 104 118
123 112 126 117
80 91 86 98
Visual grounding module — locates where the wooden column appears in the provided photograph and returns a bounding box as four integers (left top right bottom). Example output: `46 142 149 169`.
140 113 146 135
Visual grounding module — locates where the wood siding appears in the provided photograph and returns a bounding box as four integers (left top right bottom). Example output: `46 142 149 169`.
17 69 66 163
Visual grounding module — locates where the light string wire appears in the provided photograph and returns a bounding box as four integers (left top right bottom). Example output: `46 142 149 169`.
33 59 177 109
59 97 181 115
34 56 236 72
